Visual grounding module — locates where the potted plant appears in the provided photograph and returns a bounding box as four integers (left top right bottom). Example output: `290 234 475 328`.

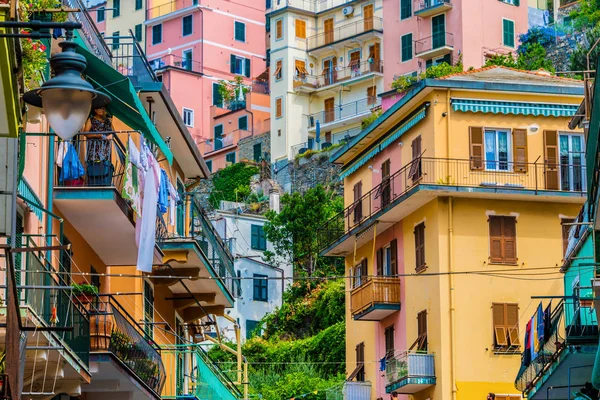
71 282 98 304
580 292 594 308
109 330 132 361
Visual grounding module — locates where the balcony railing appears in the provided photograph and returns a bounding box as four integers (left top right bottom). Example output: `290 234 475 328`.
385 351 436 393
88 295 166 394
251 80 270 95
103 33 158 87
199 129 253 154
350 277 401 316
306 18 383 50
325 381 371 400
63 0 112 64
268 0 364 13
307 97 381 128
294 60 383 91
415 32 454 56
414 0 452 14
149 54 203 75
147 0 199 19
319 157 587 252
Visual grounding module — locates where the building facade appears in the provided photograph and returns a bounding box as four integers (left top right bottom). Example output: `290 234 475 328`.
319 66 586 400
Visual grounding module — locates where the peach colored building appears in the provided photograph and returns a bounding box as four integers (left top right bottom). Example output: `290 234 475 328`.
144 0 268 155
382 0 528 90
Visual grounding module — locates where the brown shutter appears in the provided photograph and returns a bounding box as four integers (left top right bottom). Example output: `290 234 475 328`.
376 248 383 276
544 130 559 190
503 217 517 264
489 216 503 263
415 223 425 271
469 127 484 170
390 239 398 276
276 19 282 39
492 303 508 346
417 310 427 351
353 181 363 223
324 97 335 123
367 86 377 105
361 258 368 282
295 19 306 38
409 136 422 180
512 129 528 172
506 303 520 346
275 98 282 118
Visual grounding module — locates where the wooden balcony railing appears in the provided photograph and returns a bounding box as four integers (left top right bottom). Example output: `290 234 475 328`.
350 277 401 316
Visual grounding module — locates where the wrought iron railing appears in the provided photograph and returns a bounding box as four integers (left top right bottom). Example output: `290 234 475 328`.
149 54 203 75
307 97 381 128
385 351 435 389
306 18 383 50
415 32 454 55
63 0 112 64
146 0 199 19
414 0 452 13
251 80 270 94
293 60 383 90
103 33 157 86
350 277 401 316
319 157 587 252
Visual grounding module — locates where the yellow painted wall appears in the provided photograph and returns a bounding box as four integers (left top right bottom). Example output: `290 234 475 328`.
104 1 146 48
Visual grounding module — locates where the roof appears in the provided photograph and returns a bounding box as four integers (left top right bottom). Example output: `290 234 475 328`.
439 66 584 88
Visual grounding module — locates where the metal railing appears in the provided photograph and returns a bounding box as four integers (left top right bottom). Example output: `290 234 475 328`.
350 277 401 316
326 381 371 400
147 0 199 19
294 60 383 90
414 0 452 13
415 32 454 55
291 139 338 158
149 54 203 75
104 33 157 86
88 295 166 394
199 129 253 154
385 351 435 389
319 157 587 252
63 0 112 64
307 97 381 128
306 18 383 50
268 0 364 13
251 80 270 94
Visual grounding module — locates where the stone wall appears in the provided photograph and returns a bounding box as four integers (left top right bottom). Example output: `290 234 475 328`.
288 151 343 195
238 132 271 163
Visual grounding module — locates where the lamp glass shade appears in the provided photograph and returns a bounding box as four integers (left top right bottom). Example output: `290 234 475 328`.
41 88 93 140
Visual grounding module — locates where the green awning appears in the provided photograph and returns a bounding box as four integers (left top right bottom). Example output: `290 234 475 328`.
451 98 579 117
18 178 43 221
75 44 173 164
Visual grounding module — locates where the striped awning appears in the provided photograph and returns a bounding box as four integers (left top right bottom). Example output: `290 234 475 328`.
451 98 579 117
17 178 43 221
339 106 428 180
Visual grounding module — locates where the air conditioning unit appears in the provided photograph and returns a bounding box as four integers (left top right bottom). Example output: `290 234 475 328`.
342 5 354 16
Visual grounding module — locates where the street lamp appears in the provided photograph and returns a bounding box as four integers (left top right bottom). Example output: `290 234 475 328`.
23 39 111 140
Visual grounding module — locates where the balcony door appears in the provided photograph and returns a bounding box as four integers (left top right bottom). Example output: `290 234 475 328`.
432 14 446 49
324 97 335 123
559 133 585 192
324 18 334 44
368 42 381 72
323 57 337 85
363 4 374 31
349 50 360 77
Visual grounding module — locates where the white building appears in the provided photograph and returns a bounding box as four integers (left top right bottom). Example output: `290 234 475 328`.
212 209 292 341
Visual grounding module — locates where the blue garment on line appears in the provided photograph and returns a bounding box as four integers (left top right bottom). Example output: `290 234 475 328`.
536 302 545 348
158 169 169 214
60 143 84 183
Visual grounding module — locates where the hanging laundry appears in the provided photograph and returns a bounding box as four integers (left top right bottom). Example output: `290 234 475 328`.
60 143 85 183
56 140 68 168
168 180 180 227
536 302 545 347
158 169 169 214
136 147 160 273
522 318 532 367
530 313 538 361
543 300 552 340
122 137 142 217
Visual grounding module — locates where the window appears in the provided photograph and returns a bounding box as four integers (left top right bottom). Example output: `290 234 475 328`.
266 49 271 67
414 222 425 272
275 18 283 40
226 152 236 163
401 33 412 62
182 49 193 70
352 181 362 223
562 218 575 257
253 274 268 301
558 133 585 192
182 108 194 127
253 143 262 162
483 129 511 171
238 115 248 130
246 319 260 339
206 160 213 173
234 21 246 42
503 19 515 47
367 86 377 106
409 135 422 181
295 19 306 38
277 129 281 137
143 281 154 339
354 342 365 381
275 59 283 80
400 0 411 19
111 31 120 50
183 15 193 36
230 54 251 77
97 7 105 22
213 82 223 107
489 216 517 264
113 0 120 17
134 24 143 42
409 310 427 351
152 24 162 45
214 125 224 150
492 303 520 350
275 97 282 118
295 59 307 78
135 0 143 10
251 224 267 250
380 159 391 206
384 325 395 358
353 258 368 288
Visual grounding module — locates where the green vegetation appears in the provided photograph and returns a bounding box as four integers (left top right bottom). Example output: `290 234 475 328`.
484 42 555 72
217 76 249 105
391 61 463 93
294 142 343 161
208 162 259 208
571 24 600 72
361 109 382 129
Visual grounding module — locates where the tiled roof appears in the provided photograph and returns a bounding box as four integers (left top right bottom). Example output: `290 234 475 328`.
439 66 583 87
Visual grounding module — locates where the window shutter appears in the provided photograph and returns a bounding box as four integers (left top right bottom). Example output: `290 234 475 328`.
213 83 223 106
469 127 484 170
390 239 398 276
512 129 528 172
230 54 236 73
376 248 383 276
415 223 425 271
251 225 258 248
361 258 368 282
506 303 520 346
492 303 507 346
245 57 251 78
276 98 282 118
544 130 559 190
503 217 517 264
276 19 282 38
489 216 503 263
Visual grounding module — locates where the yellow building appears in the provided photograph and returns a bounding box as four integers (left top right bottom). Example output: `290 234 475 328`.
319 67 586 400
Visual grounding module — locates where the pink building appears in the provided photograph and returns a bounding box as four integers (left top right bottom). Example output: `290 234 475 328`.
144 0 268 155
88 1 107 36
382 0 528 90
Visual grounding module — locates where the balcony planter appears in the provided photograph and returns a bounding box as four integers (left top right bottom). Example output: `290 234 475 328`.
71 282 98 305
110 330 133 361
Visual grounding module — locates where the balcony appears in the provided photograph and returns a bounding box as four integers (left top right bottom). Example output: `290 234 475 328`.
385 351 436 394
199 129 253 155
53 133 163 266
319 157 587 256
325 381 371 400
293 60 383 94
149 54 203 75
414 0 453 17
268 0 365 14
86 295 166 398
514 300 598 399
415 32 454 60
146 0 199 20
306 18 383 54
103 33 157 87
307 97 381 132
350 277 401 321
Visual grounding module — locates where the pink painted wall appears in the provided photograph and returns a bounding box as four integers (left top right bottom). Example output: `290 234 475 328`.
89 2 107 35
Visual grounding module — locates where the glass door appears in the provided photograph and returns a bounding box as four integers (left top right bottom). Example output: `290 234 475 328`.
559 133 585 192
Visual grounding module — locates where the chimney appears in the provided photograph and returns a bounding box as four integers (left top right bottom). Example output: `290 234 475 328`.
269 189 280 213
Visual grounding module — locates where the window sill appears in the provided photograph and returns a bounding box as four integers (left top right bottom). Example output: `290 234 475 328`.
488 262 519 267
492 347 521 355
254 299 269 303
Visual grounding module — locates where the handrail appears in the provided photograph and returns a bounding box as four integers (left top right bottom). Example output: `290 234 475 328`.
414 31 454 54
307 97 381 127
306 17 383 50
414 0 452 12
62 0 112 64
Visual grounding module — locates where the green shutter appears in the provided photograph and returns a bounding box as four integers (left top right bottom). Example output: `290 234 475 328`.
432 15 445 49
143 281 154 339
503 19 515 47
402 33 412 62
251 225 259 249
400 0 411 19
230 54 236 73
135 24 143 42
112 31 120 50
214 125 224 150
514 0 520 5
152 24 161 44
235 21 246 42
245 57 251 77
135 0 142 10
253 143 262 162
239 115 248 130
113 0 120 17
97 7 105 22
213 83 223 107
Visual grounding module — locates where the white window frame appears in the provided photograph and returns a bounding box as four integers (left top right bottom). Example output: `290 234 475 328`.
232 54 249 76
234 20 246 42
558 132 586 192
484 128 512 172
182 14 193 37
383 245 392 275
182 107 194 127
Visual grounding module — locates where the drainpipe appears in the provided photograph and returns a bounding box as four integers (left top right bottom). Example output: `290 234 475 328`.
448 197 457 400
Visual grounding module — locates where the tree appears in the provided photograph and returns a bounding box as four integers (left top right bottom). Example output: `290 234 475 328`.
517 43 556 72
570 0 600 30
571 25 600 73
263 185 343 276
